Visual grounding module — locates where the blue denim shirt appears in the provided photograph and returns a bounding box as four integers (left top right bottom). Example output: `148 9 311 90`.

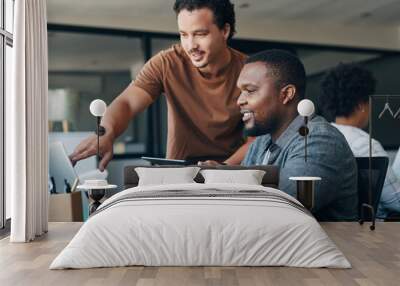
242 115 358 221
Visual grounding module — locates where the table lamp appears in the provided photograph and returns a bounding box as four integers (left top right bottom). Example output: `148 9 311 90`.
289 99 321 211
89 99 107 169
77 99 116 215
297 99 315 162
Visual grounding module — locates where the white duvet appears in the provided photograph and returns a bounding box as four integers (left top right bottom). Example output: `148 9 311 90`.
50 183 351 269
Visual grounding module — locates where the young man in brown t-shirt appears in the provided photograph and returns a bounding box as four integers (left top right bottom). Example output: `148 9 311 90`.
70 0 252 170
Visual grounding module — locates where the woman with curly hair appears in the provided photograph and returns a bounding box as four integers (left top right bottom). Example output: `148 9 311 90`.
319 63 400 218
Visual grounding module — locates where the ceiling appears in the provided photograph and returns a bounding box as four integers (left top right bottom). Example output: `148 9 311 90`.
47 0 400 51
47 0 396 74
47 0 400 27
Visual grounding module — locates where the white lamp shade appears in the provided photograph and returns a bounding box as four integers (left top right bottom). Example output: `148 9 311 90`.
89 99 107 117
297 99 315 117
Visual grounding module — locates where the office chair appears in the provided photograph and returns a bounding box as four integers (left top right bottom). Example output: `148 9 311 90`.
356 157 389 230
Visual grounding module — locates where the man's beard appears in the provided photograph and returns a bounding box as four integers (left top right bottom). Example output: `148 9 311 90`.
188 49 209 69
243 119 276 137
244 124 267 137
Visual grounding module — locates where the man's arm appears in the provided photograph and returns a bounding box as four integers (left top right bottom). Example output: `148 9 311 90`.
69 84 154 171
71 50 166 170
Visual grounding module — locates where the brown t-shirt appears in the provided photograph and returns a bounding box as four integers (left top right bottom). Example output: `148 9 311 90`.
133 44 247 160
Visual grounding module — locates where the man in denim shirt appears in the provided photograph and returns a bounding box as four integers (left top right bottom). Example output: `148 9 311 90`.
238 50 358 221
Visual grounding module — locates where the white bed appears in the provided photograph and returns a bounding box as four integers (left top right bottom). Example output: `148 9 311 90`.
50 183 350 269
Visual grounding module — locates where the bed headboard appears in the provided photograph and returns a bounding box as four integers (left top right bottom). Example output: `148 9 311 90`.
123 165 280 189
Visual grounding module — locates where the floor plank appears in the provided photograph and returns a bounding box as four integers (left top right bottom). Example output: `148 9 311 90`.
0 222 399 286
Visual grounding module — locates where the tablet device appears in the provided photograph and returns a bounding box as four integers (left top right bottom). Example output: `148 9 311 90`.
141 156 190 165
49 141 80 193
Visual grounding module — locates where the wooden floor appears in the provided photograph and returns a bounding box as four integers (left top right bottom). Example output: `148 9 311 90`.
0 222 399 286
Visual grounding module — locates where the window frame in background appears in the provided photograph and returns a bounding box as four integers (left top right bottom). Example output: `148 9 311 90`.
1 0 14 233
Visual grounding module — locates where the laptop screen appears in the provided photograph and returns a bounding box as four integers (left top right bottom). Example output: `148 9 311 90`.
49 141 79 193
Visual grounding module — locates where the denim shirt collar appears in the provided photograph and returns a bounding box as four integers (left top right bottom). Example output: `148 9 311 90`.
261 115 305 164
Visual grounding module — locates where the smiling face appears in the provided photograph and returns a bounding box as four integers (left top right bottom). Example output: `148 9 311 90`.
177 8 229 70
237 62 287 137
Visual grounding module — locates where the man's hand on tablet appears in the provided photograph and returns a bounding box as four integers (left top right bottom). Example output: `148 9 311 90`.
69 133 114 172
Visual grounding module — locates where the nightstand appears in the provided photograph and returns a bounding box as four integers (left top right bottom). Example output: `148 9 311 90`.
77 181 117 215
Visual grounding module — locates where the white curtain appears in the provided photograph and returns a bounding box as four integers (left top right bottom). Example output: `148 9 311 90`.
8 0 49 242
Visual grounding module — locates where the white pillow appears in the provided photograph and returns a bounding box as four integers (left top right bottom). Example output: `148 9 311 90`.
200 169 266 185
135 167 200 186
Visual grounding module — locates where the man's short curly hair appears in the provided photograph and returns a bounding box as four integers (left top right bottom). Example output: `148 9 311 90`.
320 63 376 118
173 0 236 40
246 49 306 99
